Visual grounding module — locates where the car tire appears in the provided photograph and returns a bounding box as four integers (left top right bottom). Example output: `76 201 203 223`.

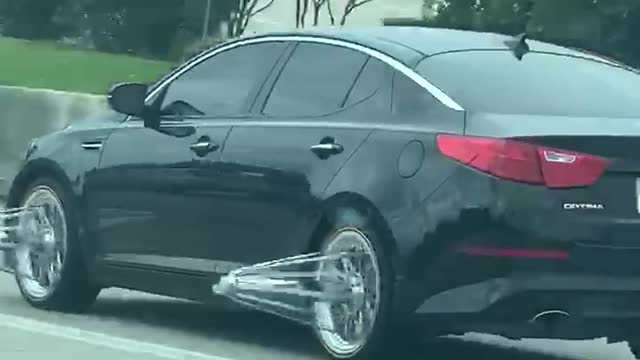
311 205 401 360
13 177 100 313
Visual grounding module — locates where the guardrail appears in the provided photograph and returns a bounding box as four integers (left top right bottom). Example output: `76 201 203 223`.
0 86 107 200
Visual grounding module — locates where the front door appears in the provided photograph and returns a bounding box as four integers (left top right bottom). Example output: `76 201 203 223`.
86 40 290 274
87 120 228 270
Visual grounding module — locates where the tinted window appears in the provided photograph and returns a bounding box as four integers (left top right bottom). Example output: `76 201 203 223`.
393 71 439 116
263 42 368 117
416 50 640 117
344 57 390 107
158 42 286 118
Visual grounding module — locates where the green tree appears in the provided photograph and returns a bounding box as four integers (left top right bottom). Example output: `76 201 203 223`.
0 0 238 61
0 0 70 39
76 0 186 59
424 0 640 66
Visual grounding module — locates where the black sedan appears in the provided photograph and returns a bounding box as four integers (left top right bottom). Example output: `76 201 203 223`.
3 26 640 359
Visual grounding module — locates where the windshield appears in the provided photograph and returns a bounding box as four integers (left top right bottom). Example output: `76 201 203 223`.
417 50 640 117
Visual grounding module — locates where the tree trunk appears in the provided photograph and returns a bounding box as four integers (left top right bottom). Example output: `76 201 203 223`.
313 4 320 25
327 0 335 25
301 0 308 27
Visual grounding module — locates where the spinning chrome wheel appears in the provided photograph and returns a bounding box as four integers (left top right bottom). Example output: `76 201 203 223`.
15 185 67 299
12 177 100 312
314 228 382 358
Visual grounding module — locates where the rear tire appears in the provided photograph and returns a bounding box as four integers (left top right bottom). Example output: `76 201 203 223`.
312 205 398 360
13 177 100 313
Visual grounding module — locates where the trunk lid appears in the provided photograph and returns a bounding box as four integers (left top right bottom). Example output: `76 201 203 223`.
465 112 640 247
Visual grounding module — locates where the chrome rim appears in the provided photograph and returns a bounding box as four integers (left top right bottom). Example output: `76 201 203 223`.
313 228 381 358
15 186 67 299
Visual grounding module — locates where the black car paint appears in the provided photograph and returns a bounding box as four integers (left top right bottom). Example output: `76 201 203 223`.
88 122 232 262
8 28 640 338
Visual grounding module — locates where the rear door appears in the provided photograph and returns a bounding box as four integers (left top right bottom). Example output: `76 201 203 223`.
213 42 392 264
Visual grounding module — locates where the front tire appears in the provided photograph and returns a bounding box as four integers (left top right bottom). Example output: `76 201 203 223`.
312 206 396 360
13 177 100 312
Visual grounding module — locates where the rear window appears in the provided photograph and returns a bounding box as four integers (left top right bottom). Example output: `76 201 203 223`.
416 50 640 118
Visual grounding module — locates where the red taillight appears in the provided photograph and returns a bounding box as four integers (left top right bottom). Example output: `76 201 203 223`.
436 134 608 188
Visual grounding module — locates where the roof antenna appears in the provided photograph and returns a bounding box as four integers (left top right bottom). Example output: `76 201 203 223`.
504 33 530 60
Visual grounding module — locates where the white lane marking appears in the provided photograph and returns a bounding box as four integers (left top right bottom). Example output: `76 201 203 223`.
0 312 234 360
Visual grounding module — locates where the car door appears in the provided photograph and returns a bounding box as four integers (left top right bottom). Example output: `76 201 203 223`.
213 41 393 265
86 41 290 274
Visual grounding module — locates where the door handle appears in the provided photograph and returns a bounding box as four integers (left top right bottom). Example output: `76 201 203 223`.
310 142 343 158
189 141 214 151
189 137 219 156
81 141 103 150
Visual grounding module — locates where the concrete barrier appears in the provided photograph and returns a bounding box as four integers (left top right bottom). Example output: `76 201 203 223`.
0 86 108 198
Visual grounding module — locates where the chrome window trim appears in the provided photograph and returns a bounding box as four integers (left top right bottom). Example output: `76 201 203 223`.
127 34 463 123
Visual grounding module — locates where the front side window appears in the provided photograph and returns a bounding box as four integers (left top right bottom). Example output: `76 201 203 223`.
151 41 287 119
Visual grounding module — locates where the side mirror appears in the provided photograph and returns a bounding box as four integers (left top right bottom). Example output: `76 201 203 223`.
107 82 148 117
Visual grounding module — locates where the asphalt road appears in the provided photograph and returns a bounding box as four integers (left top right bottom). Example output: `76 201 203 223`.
0 273 637 360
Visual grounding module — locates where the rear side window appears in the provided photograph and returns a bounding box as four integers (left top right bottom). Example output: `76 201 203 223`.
263 42 368 117
393 71 439 117
344 57 390 107
416 50 640 117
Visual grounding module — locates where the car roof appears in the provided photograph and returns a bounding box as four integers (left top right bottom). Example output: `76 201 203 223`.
239 26 619 68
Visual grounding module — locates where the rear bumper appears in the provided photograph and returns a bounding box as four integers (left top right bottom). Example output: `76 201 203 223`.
387 166 640 334
417 272 640 316
410 272 640 339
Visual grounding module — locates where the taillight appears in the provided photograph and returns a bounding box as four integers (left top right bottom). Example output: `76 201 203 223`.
436 134 608 188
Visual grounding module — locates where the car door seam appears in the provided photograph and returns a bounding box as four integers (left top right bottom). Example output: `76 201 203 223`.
95 127 121 168
218 125 234 153
258 43 299 115
321 128 374 196
340 57 370 109
250 42 296 114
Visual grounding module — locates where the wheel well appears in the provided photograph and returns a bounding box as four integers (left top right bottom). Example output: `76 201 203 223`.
7 160 73 208
306 192 397 256
7 159 93 269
